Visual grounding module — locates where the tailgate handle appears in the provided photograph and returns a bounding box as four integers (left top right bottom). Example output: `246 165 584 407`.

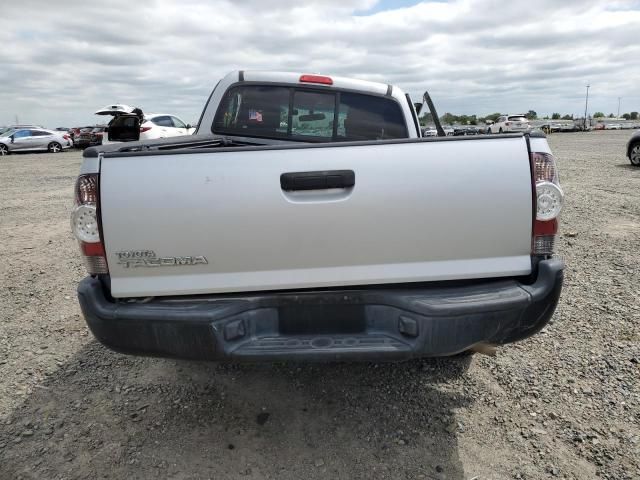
280 170 355 191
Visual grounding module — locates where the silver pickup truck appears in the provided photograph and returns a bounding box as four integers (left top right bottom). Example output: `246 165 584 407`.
72 71 564 361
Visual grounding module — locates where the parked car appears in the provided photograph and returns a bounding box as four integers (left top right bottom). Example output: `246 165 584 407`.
606 123 622 130
422 126 438 137
73 70 564 363
453 126 480 136
70 126 89 142
540 123 575 134
74 127 100 149
95 105 195 145
487 114 531 134
626 130 640 166
0 128 72 155
90 126 108 146
559 123 577 132
594 122 606 130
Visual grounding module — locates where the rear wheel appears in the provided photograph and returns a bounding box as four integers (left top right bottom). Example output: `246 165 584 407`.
0 143 8 156
48 142 62 153
630 143 640 166
499 127 503 134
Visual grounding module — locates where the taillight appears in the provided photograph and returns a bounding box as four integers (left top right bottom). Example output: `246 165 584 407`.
71 174 108 274
299 74 333 85
531 152 564 256
505 122 511 126
140 126 152 133
63 134 70 140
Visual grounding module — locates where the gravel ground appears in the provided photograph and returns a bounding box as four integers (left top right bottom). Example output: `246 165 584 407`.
1 131 639 480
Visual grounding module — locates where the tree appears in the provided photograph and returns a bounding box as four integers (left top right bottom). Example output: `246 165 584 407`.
551 113 561 120
608 113 615 118
484 112 501 122
419 112 433 126
630 112 638 120
440 112 456 125
622 113 631 120
525 110 537 120
593 112 605 118
561 114 573 120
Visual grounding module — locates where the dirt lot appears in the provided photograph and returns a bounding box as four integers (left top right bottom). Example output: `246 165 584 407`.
1 131 639 480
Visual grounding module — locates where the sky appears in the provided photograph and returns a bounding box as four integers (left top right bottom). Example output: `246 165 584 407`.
1 0 639 127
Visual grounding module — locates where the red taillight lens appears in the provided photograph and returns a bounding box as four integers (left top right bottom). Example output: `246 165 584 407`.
299 74 333 85
75 174 98 203
71 173 108 274
531 152 564 256
63 134 70 140
140 126 152 133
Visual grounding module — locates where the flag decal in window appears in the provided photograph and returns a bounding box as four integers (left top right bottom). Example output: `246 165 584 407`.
249 110 263 122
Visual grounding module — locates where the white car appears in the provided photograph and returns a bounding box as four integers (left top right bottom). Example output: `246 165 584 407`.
422 126 438 137
95 105 195 145
605 123 622 130
487 114 531 134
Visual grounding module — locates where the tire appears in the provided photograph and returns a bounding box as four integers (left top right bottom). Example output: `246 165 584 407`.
48 142 62 153
630 143 640 166
499 128 503 134
0 143 8 156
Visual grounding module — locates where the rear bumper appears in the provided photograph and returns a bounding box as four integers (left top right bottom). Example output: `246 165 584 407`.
78 259 563 362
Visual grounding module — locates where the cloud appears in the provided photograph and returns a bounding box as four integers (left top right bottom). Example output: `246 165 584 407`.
1 0 639 127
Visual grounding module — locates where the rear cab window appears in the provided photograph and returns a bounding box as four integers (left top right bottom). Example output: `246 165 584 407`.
508 116 528 122
213 84 408 142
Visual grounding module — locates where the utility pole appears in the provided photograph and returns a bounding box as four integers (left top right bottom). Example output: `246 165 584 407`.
583 84 590 131
617 97 621 118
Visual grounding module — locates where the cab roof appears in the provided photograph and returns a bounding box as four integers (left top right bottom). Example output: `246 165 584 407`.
236 71 400 97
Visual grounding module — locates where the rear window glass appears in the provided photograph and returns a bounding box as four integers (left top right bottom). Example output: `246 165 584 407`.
110 116 137 126
291 90 335 140
338 92 407 141
152 116 173 127
508 116 528 122
213 85 407 142
214 86 289 139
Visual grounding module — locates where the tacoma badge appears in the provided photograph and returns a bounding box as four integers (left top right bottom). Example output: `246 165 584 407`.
116 250 208 268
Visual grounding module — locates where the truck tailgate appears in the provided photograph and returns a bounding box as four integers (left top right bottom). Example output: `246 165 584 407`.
100 137 534 297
